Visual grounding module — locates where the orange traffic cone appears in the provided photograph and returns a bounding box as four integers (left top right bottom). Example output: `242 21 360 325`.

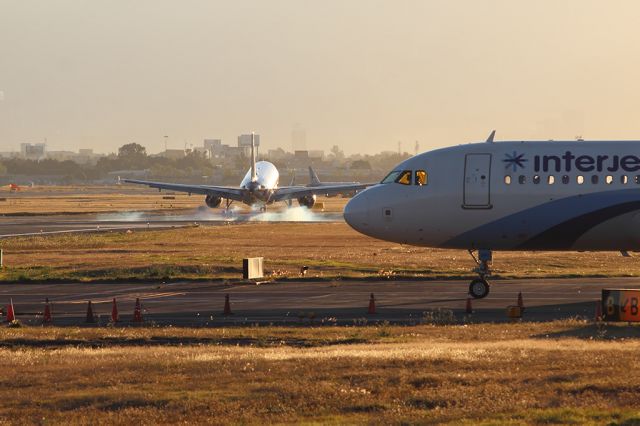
85 300 95 323
368 293 376 314
133 298 143 323
6 299 15 323
43 298 52 325
465 298 473 314
595 300 603 321
517 292 524 310
111 298 119 323
223 294 233 316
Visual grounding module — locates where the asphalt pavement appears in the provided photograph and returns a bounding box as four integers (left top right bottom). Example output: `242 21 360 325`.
0 277 633 326
0 210 342 237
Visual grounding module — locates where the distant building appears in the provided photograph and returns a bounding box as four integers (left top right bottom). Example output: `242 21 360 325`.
294 150 309 160
267 148 288 161
238 134 260 157
221 145 243 159
237 134 260 147
76 149 104 165
202 138 245 160
21 143 46 160
203 139 222 157
291 150 310 167
308 150 324 161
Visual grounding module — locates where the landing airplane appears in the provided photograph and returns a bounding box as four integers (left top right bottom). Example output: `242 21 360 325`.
344 131 640 299
124 134 370 210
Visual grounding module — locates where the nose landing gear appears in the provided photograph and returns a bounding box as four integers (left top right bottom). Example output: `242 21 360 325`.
468 249 492 299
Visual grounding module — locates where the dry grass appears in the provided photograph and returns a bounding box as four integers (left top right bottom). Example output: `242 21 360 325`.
2 190 202 215
0 321 638 424
2 185 640 281
2 222 640 282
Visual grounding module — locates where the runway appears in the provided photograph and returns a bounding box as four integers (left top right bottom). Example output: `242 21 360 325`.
0 277 635 326
0 209 343 237
0 216 198 237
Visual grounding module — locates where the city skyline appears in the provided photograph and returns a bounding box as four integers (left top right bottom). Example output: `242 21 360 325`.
2 1 640 155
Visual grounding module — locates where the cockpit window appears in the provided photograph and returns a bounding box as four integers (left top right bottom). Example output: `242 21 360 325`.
381 169 421 185
415 170 428 185
381 170 401 184
395 170 412 185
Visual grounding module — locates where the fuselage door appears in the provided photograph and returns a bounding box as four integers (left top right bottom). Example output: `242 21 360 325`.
463 153 492 209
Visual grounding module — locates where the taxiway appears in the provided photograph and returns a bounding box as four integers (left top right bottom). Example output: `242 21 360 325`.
0 277 630 326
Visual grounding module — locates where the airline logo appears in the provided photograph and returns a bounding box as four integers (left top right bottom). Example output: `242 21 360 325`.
503 151 528 172
503 151 640 173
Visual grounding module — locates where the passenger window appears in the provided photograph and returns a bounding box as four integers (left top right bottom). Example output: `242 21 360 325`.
591 175 599 184
548 175 555 184
533 175 540 184
562 175 569 184
381 170 401 184
577 175 584 184
621 175 628 184
606 175 613 185
415 170 428 186
395 170 412 185
504 175 511 185
518 175 526 184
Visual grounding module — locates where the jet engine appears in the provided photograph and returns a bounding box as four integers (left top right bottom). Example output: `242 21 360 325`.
297 195 316 209
205 195 222 208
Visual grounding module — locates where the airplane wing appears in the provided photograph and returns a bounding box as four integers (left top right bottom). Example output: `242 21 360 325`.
122 179 244 201
272 183 372 202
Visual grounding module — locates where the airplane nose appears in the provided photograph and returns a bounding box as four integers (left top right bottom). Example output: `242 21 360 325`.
343 191 370 232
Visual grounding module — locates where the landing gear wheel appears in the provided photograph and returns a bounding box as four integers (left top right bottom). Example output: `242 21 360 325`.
469 278 490 299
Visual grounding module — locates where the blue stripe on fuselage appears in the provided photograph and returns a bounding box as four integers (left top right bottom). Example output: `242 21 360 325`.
442 188 640 250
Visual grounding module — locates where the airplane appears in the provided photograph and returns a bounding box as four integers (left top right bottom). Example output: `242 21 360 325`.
123 134 370 210
307 166 363 197
343 130 640 299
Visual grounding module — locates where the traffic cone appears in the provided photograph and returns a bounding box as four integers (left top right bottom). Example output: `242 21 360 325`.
595 300 603 321
6 299 15 323
368 293 376 314
223 294 233 316
111 298 119 323
465 298 473 314
43 298 52 325
133 298 143 323
517 292 524 309
85 301 95 323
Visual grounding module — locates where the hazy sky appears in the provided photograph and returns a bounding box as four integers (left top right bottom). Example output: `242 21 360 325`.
1 1 640 155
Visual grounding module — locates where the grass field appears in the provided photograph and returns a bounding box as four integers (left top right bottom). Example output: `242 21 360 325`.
1 222 640 282
0 320 639 424
0 185 202 214
3 187 640 424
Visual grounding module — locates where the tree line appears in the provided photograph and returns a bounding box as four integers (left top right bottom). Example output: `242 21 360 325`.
0 142 411 182
1 143 215 181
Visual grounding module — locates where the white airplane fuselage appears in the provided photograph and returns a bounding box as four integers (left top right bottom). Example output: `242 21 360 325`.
239 160 280 205
344 140 640 251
